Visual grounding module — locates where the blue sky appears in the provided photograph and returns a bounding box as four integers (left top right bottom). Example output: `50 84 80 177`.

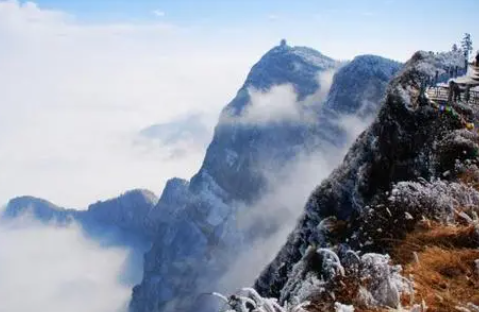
26 0 479 61
0 0 478 208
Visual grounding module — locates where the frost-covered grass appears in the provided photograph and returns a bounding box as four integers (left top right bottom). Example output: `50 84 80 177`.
210 287 310 312
213 249 412 312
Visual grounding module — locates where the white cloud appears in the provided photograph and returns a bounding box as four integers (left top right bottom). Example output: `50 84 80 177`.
152 10 165 17
0 0 269 208
241 84 302 124
0 217 131 312
302 69 337 106
230 70 336 126
218 147 344 292
336 114 373 144
137 112 213 159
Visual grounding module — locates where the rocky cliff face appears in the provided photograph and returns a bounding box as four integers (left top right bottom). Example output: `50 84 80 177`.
130 44 401 312
253 51 471 310
86 189 158 237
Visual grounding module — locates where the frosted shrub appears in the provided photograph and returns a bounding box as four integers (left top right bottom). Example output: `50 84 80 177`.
211 288 309 312
389 180 479 222
278 248 411 310
357 253 412 308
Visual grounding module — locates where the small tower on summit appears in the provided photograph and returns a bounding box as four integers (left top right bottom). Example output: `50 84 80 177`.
280 39 287 47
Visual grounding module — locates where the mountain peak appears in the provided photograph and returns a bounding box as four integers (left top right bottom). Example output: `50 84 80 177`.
220 44 339 120
242 44 338 99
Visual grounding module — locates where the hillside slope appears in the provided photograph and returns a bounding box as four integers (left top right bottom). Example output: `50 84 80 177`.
247 51 476 311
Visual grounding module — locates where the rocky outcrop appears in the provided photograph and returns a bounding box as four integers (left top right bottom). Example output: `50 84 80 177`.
253 51 469 304
86 189 159 237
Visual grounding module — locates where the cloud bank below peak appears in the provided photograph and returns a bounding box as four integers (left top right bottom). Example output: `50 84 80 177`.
227 69 337 126
0 217 131 312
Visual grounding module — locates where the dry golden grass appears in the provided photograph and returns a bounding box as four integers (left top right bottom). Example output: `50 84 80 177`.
391 222 478 263
403 247 479 311
391 221 479 312
307 220 479 312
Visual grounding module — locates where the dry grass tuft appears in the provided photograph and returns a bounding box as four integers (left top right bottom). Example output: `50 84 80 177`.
392 221 479 312
404 247 479 311
391 222 478 264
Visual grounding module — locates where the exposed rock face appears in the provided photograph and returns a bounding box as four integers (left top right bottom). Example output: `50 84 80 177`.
86 189 159 237
253 51 468 303
324 55 402 117
130 45 401 312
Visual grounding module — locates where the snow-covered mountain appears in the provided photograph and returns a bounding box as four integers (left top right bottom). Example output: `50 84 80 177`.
130 43 401 312
3 41 402 312
324 54 403 116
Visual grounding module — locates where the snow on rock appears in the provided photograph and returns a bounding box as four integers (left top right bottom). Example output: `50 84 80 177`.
254 50 477 308
276 246 411 310
334 303 354 312
208 287 311 312
324 55 402 116
388 179 479 222
357 253 410 308
86 189 158 236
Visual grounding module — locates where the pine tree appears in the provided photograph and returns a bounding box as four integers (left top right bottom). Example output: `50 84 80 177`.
461 33 473 59
452 43 459 52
